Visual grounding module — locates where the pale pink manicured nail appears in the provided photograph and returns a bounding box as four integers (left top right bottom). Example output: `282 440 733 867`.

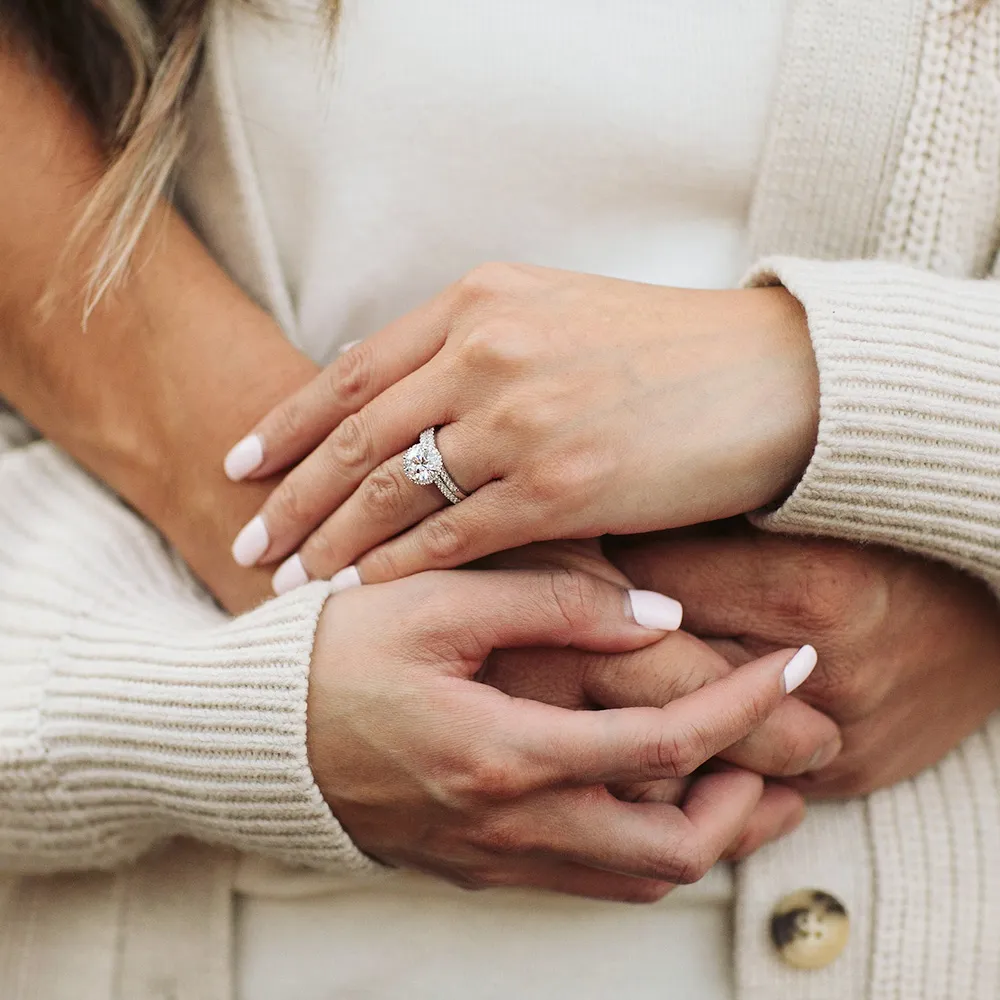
224 434 264 481
272 554 310 595
781 645 818 694
337 339 363 355
231 516 269 567
627 590 683 631
330 566 362 593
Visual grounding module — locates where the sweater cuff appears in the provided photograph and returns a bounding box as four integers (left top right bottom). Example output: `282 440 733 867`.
39 581 379 876
743 256 1000 586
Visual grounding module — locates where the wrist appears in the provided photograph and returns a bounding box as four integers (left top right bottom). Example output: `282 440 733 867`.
104 223 321 611
737 285 819 510
144 321 320 612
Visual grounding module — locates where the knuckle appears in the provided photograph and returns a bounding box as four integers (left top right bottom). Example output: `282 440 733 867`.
646 728 704 779
669 840 712 885
271 395 308 444
456 756 526 803
459 319 534 373
300 526 338 574
421 515 470 564
268 477 309 530
546 570 604 636
360 467 410 523
330 344 374 407
767 728 820 777
456 261 522 303
327 413 373 472
528 452 597 506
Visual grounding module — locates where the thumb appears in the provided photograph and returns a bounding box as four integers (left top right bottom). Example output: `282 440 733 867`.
430 569 683 662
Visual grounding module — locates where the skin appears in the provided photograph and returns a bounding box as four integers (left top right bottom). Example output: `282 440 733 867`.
308 567 814 899
609 524 1000 797
228 262 819 589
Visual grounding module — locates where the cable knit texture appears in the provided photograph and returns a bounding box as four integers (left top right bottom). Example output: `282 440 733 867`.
5 1 1000 999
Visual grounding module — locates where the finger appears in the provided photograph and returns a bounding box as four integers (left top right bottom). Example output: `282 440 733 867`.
489 639 840 778
395 569 685 664
231 361 455 568
274 423 481 590
224 297 452 482
722 699 842 777
512 644 818 788
580 634 841 776
526 770 764 882
356 479 553 583
722 782 806 860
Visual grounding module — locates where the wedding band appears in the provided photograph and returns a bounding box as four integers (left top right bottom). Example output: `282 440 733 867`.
402 428 470 505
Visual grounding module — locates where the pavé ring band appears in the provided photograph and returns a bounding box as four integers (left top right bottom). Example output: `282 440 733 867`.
402 428 470 505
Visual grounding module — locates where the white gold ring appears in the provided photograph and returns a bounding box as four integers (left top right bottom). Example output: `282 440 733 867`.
402 428 470 505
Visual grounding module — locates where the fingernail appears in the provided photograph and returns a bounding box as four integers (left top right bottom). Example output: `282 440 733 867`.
337 339 363 355
808 739 841 771
272 553 310 595
627 590 684 631
224 434 264 481
231 516 269 567
781 645 818 695
330 565 362 593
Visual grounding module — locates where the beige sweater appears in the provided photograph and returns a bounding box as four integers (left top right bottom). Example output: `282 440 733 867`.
3 0 1000 997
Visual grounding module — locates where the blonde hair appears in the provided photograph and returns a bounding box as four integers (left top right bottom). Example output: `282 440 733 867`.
2 0 338 315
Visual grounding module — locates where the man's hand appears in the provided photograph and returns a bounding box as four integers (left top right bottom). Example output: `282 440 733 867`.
608 525 1000 798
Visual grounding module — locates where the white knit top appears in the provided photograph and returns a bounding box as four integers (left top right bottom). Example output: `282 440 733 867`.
4 2 1000 999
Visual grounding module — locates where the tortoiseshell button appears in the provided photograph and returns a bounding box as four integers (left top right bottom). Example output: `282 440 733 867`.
770 889 849 970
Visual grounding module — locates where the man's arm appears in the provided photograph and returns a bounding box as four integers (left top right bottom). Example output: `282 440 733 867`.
0 38 316 611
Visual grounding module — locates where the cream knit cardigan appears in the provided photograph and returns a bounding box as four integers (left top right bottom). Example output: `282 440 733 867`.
3 1 1000 998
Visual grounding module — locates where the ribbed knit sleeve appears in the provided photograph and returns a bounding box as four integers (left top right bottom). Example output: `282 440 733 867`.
745 257 1000 589
0 416 376 876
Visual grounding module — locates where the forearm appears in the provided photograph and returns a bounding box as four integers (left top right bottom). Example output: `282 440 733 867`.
0 40 317 610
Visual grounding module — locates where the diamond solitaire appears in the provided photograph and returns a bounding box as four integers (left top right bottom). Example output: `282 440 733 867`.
401 428 470 504
403 437 442 485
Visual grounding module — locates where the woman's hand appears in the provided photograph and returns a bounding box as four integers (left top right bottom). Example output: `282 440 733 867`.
609 525 1000 797
224 263 818 592
475 540 842 862
304 566 817 900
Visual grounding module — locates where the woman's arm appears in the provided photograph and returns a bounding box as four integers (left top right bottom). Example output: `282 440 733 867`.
0 38 317 612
